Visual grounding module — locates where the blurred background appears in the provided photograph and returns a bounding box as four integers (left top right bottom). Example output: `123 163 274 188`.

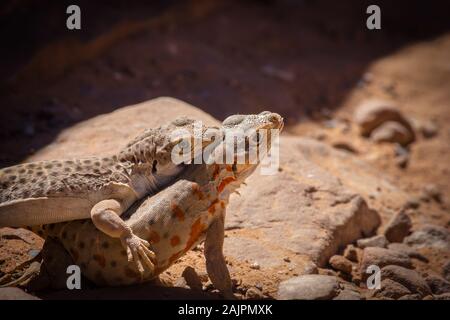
1 0 450 167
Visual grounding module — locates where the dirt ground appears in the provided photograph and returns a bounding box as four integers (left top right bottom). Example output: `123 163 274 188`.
0 0 449 299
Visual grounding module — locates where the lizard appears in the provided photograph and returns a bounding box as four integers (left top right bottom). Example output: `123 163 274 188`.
16 111 283 298
0 117 218 275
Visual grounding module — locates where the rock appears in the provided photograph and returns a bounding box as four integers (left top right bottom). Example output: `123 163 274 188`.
360 247 412 276
181 266 203 291
421 184 442 203
329 255 353 274
321 268 339 277
398 294 421 300
173 277 189 289
420 121 438 138
333 282 361 300
0 227 37 244
395 154 409 169
383 211 412 243
442 260 450 282
277 275 339 300
403 197 420 209
371 279 411 299
0 287 40 300
357 235 389 249
433 293 450 300
333 288 361 300
195 271 209 283
381 265 431 297
249 262 260 270
225 137 383 267
387 243 428 262
370 121 414 146
353 100 415 139
303 261 319 275
404 225 450 250
245 287 265 299
343 244 360 262
331 142 358 154
425 274 450 294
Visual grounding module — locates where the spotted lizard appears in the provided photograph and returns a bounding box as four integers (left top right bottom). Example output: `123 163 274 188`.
17 111 283 298
0 117 217 274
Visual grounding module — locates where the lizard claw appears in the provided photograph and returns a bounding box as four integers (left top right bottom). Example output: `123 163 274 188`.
120 233 156 277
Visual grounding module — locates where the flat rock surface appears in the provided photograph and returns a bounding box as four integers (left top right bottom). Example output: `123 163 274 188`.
381 265 431 297
277 275 340 300
225 136 381 267
360 247 413 274
0 287 40 300
404 225 450 251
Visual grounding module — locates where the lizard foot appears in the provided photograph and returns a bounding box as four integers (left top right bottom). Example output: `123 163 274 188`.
120 233 156 276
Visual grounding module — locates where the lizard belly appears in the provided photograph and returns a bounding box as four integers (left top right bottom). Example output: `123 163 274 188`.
52 207 213 287
0 197 94 227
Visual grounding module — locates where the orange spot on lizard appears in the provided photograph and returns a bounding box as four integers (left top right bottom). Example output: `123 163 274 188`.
185 218 206 251
208 199 220 215
170 235 181 247
217 177 236 192
171 202 185 221
192 183 204 200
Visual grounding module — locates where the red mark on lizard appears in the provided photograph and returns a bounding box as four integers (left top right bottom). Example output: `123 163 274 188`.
185 218 206 251
208 199 220 215
191 182 204 200
170 235 181 247
217 177 236 192
171 202 185 221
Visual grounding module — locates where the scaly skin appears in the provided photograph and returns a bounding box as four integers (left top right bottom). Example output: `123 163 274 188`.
36 111 284 298
0 117 217 274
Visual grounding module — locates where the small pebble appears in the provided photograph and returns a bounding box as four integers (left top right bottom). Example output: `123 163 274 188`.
250 262 260 270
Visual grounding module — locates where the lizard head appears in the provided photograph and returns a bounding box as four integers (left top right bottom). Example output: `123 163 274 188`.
211 111 284 185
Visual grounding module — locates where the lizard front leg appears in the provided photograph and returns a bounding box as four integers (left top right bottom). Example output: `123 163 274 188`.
204 210 235 299
90 199 156 276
